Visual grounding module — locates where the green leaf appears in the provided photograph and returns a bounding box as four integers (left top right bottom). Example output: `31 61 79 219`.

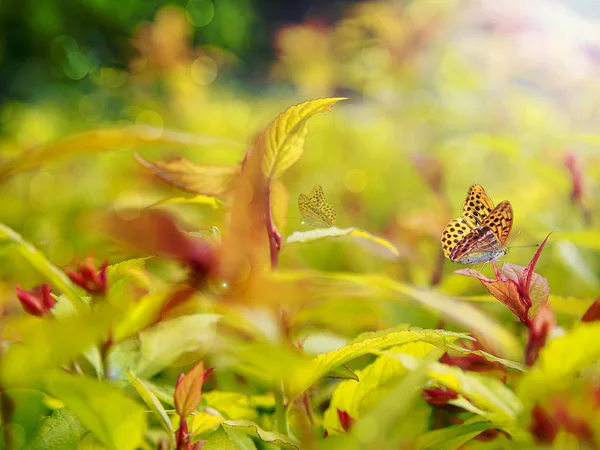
189 412 225 437
3 388 48 449
321 361 429 449
106 257 151 307
174 361 206 417
136 313 220 378
0 223 86 310
396 354 521 425
296 327 467 396
112 287 173 342
136 154 240 196
30 408 87 450
323 340 445 432
260 98 345 178
44 371 147 450
127 371 174 446
222 419 300 449
203 392 261 420
203 427 238 450
416 419 496 450
223 428 258 450
0 127 243 179
517 321 600 409
0 304 117 387
286 227 399 258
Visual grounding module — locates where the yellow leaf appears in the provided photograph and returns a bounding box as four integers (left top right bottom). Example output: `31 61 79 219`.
260 98 346 178
148 194 224 209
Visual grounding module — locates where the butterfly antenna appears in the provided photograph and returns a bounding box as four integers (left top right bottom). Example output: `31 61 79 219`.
507 229 539 249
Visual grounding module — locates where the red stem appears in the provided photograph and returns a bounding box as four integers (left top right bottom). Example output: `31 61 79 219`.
265 182 282 270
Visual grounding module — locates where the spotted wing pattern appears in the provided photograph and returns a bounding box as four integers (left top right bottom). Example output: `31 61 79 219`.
449 226 502 263
440 184 513 264
441 218 472 258
461 184 495 228
298 185 337 228
480 200 513 246
309 185 326 207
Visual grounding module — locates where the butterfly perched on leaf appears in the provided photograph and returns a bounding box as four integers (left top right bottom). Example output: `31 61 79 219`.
441 184 513 264
298 185 337 228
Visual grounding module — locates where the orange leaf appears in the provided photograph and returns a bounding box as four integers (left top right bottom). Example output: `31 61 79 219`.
136 154 240 197
174 361 206 417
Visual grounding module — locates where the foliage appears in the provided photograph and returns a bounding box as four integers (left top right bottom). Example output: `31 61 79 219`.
2 1 600 449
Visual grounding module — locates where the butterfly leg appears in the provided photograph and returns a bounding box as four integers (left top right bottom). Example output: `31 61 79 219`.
477 261 488 275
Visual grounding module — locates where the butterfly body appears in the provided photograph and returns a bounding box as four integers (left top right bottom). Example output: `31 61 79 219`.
298 185 336 228
441 185 513 265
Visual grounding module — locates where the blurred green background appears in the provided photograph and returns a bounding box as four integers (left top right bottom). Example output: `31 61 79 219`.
1 0 599 320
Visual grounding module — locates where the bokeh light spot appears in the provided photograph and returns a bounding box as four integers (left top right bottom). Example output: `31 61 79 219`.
186 0 215 27
50 35 78 64
344 168 368 193
135 110 164 140
92 67 127 88
63 51 89 80
191 56 218 85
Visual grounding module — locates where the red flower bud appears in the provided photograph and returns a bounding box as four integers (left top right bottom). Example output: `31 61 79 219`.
15 284 55 316
423 387 459 405
67 258 107 295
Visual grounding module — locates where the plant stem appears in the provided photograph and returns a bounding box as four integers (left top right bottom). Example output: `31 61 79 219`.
265 182 282 269
274 379 287 435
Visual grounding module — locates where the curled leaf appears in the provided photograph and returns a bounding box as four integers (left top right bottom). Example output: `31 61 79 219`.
0 127 242 179
136 154 240 197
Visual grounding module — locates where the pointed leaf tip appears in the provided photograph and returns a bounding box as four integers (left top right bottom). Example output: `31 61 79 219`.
261 98 346 179
174 361 207 417
525 233 552 289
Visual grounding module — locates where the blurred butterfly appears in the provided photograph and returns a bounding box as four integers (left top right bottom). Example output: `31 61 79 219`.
298 185 337 228
441 184 513 264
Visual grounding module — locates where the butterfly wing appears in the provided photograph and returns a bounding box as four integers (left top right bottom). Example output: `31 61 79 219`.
441 218 473 258
461 184 496 228
480 200 513 246
319 202 336 226
449 226 503 263
309 185 326 207
298 193 311 219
